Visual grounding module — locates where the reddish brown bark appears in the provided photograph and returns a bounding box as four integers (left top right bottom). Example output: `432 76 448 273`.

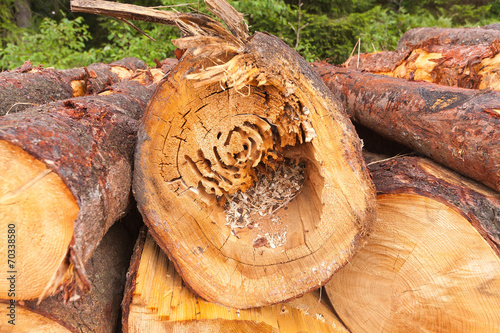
344 38 500 90
396 27 500 51
0 74 159 299
0 219 138 332
314 64 500 191
326 155 500 333
369 156 500 254
0 58 147 115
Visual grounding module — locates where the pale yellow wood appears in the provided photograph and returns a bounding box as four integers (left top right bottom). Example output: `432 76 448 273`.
127 233 349 332
326 193 500 333
375 47 500 91
0 304 70 332
0 140 78 300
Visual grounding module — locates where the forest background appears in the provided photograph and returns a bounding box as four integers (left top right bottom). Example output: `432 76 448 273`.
1 0 499 70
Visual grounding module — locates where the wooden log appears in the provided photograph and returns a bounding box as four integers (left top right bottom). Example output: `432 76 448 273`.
325 156 500 332
314 63 500 191
0 57 147 115
483 23 500 31
344 38 500 90
0 69 164 301
0 218 138 332
71 0 376 308
396 27 500 51
122 229 349 333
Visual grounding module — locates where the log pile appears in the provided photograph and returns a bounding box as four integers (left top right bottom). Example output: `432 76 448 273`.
343 28 500 90
0 0 498 332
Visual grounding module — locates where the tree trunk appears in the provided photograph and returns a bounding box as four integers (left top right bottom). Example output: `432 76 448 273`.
0 218 138 332
122 229 349 333
14 0 32 28
396 27 500 51
314 64 500 192
0 57 147 115
0 70 163 302
344 38 500 90
326 156 500 333
69 0 377 308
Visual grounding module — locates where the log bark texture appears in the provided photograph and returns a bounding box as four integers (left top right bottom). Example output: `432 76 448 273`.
344 38 500 90
314 64 500 191
0 70 162 301
326 156 500 332
122 229 349 333
0 219 137 332
396 27 500 51
0 57 147 115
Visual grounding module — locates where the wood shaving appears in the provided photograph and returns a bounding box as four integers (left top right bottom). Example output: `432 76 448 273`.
224 159 305 244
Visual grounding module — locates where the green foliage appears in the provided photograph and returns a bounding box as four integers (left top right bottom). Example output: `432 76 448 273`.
0 0 499 70
93 19 178 64
0 12 93 69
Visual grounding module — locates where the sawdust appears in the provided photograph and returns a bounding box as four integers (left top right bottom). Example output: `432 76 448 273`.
224 159 305 247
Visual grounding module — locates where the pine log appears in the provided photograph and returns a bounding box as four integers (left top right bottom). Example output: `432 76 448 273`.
122 229 349 333
396 27 500 51
325 156 500 332
314 63 500 191
483 23 500 31
0 69 163 302
71 0 377 309
344 38 500 90
0 218 137 332
0 57 147 115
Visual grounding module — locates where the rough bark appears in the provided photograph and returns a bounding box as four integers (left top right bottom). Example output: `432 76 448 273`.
0 57 147 115
314 64 500 192
122 229 349 333
396 27 500 51
483 23 500 31
0 219 138 332
344 38 500 90
14 0 32 28
0 70 163 301
325 156 500 332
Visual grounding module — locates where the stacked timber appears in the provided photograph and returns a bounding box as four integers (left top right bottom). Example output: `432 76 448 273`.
0 59 168 303
0 57 147 115
122 228 349 332
326 156 500 332
314 63 500 192
343 28 500 90
0 0 498 331
0 220 137 332
314 25 500 332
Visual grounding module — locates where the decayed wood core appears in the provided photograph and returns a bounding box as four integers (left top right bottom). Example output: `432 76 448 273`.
138 64 364 307
125 232 348 332
0 140 78 300
326 193 500 332
156 79 329 254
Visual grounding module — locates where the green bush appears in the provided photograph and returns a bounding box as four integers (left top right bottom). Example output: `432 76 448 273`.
0 13 94 69
0 0 499 70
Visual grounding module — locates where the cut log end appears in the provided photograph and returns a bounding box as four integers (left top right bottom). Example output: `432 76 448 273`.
0 140 78 300
123 231 349 332
135 36 376 307
328 193 500 332
326 157 500 332
0 306 70 332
